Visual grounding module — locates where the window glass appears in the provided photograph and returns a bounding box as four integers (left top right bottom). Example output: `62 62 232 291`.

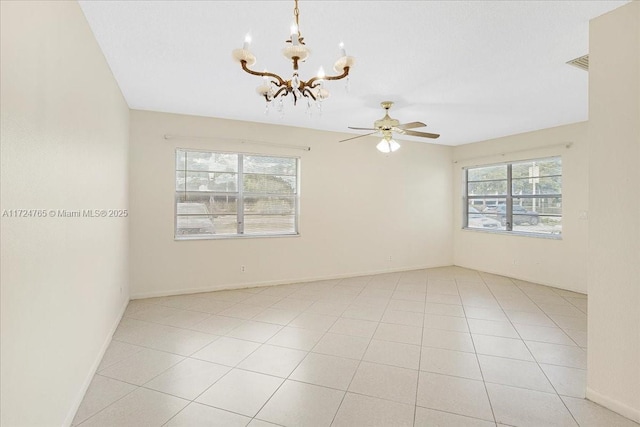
176 150 299 239
464 157 562 237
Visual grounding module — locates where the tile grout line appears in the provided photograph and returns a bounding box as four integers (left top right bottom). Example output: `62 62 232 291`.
457 275 499 426
165 284 333 425
73 375 140 426
511 281 586 348
248 309 342 425
412 274 428 427
142 290 318 425
328 274 400 426
482 275 582 426
243 277 364 426
189 303 315 425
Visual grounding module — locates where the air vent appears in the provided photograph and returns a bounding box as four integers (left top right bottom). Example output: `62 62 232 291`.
567 54 589 71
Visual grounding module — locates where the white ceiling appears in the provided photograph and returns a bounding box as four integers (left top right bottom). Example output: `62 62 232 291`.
79 0 628 146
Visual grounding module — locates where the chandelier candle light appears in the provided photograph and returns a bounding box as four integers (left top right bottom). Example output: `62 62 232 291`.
232 0 355 111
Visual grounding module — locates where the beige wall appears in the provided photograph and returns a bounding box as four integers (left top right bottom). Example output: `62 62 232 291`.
0 2 130 426
452 122 589 293
129 110 453 298
587 1 640 422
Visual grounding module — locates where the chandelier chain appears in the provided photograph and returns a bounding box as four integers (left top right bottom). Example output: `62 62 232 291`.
293 0 300 30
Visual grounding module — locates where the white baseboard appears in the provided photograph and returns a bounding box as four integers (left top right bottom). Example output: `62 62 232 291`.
586 387 640 423
63 296 130 427
130 263 449 299
452 263 587 295
131 262 587 300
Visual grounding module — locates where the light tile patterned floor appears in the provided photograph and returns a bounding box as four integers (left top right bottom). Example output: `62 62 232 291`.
74 267 639 427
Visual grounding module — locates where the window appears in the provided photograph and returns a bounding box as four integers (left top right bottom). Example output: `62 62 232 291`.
175 149 299 239
464 157 562 237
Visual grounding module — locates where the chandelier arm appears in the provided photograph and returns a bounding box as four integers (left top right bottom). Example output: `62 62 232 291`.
272 86 290 98
301 80 319 91
240 60 287 87
301 87 318 101
306 66 350 88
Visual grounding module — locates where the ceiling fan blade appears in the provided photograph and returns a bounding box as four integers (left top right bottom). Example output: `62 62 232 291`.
348 126 378 131
396 121 427 130
339 132 378 143
403 129 440 139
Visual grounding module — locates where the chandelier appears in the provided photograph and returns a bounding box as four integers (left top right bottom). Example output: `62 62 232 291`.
232 0 354 110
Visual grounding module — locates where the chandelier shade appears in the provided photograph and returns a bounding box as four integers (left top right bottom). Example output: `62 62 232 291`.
232 0 354 108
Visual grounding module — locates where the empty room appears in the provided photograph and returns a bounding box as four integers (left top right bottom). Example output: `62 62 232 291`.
1 0 639 426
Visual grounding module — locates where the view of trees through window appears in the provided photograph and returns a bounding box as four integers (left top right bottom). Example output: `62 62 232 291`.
465 157 562 236
175 150 299 238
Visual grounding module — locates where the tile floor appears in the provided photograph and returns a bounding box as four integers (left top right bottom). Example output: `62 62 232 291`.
73 267 639 427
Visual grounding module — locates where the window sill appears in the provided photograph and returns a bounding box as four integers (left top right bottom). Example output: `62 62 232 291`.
461 227 562 240
175 232 300 241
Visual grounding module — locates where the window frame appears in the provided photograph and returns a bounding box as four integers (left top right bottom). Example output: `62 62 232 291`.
175 148 300 240
463 156 562 239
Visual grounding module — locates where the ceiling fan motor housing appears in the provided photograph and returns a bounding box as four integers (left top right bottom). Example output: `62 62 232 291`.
340 100 439 143
375 101 399 130
374 116 399 131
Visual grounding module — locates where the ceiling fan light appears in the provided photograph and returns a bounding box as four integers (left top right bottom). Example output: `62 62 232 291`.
376 139 391 153
376 140 390 153
376 138 400 153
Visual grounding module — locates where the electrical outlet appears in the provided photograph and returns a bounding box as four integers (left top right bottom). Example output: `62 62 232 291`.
241 265 246 273
388 255 392 261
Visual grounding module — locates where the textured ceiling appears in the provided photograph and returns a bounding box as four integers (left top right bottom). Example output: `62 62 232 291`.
79 0 628 146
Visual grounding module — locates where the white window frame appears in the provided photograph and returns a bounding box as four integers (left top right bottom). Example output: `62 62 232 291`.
175 148 300 240
463 156 562 239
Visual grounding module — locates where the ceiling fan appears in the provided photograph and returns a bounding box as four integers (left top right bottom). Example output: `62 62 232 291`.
340 101 440 152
